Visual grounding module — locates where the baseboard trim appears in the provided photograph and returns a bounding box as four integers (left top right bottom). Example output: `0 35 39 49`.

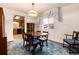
48 40 63 45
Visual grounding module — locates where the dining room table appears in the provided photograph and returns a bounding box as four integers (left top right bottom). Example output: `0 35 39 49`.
25 32 48 54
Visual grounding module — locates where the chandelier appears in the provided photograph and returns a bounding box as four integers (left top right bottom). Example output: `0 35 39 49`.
28 3 38 17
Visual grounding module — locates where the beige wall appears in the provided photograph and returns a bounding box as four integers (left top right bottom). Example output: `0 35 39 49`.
38 4 79 43
3 8 27 41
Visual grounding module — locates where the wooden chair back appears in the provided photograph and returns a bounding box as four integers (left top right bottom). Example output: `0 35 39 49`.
72 31 79 40
22 29 26 41
43 31 49 40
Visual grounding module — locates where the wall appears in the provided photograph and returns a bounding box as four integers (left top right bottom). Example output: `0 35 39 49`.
3 7 37 41
55 4 79 43
3 8 27 41
38 4 79 43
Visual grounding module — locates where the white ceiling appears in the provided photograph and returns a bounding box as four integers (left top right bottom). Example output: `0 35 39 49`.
0 3 71 14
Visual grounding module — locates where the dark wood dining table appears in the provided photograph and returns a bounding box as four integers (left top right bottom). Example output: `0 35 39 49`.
25 33 47 54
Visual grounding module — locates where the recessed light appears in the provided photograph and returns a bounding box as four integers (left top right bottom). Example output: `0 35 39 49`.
15 16 20 19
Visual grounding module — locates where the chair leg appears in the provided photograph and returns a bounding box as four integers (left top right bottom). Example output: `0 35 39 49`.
23 40 25 47
69 45 72 54
46 40 48 46
32 44 38 55
41 42 44 47
40 43 43 51
28 43 30 51
63 41 64 47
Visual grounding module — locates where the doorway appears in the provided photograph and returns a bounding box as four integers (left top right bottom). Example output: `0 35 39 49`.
13 15 24 41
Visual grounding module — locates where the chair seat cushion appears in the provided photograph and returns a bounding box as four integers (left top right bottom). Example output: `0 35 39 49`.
64 39 79 45
39 37 47 41
33 40 41 45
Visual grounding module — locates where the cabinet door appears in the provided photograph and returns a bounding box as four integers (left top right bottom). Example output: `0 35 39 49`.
0 8 3 36
0 7 7 55
0 37 7 55
27 23 35 35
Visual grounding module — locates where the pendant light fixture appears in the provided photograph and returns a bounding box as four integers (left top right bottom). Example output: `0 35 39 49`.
28 3 38 17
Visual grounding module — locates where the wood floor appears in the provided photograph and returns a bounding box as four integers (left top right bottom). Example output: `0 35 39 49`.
13 34 22 41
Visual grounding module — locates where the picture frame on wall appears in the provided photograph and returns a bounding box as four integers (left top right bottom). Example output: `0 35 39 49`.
57 7 63 22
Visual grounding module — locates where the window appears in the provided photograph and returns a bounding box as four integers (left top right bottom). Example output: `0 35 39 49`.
43 18 48 25
49 17 54 24
43 16 54 29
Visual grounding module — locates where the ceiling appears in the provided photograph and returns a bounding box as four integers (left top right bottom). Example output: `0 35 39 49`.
0 3 71 14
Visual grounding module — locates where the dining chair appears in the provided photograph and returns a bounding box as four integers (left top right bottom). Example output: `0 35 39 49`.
63 31 79 53
43 31 48 46
22 29 27 47
38 31 49 46
25 33 42 54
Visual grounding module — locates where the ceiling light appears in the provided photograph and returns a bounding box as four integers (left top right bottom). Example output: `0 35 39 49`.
15 16 20 19
28 9 38 17
28 3 38 17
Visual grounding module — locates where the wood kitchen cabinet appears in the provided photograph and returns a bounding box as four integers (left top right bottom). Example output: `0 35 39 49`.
27 23 35 35
0 7 7 55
